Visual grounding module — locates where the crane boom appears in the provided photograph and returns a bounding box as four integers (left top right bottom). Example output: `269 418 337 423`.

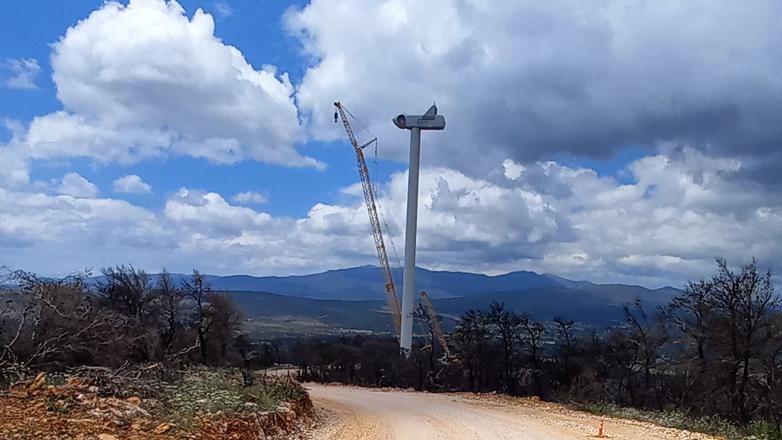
419 291 451 359
334 102 402 337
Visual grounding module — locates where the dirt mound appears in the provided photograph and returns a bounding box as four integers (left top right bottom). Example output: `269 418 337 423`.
198 397 314 439
0 369 313 440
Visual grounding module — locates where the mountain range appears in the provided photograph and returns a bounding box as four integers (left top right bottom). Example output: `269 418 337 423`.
207 266 681 332
90 266 682 333
202 265 562 300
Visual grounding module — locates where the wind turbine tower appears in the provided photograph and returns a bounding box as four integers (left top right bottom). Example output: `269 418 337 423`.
392 104 446 353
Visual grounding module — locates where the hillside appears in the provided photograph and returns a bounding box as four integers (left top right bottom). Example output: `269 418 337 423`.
88 266 677 303
226 280 680 336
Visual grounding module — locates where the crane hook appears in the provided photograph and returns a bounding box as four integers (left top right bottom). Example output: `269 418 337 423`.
334 111 338 123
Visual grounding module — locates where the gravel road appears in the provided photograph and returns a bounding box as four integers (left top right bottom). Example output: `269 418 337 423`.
304 383 720 440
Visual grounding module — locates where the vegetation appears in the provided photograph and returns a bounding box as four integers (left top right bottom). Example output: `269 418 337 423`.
162 368 305 425
1 258 780 438
0 266 271 370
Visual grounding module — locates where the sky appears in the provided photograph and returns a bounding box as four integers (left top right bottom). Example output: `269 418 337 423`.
1 0 781 288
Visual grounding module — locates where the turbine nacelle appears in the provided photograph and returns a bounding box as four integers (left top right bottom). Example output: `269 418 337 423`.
393 104 445 130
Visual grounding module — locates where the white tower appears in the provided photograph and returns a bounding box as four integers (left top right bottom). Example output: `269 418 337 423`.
392 104 446 353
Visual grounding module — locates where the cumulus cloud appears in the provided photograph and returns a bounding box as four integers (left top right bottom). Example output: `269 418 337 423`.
113 153 782 285
0 186 171 272
0 187 160 245
288 0 782 178
113 174 152 194
233 191 268 204
0 148 30 189
1 58 41 90
502 159 525 180
57 172 99 198
166 188 273 234
18 0 318 168
0 152 780 286
170 152 778 285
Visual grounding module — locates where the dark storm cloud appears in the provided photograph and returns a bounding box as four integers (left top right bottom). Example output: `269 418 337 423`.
293 0 782 180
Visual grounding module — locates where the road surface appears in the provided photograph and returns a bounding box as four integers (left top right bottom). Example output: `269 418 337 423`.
304 383 719 440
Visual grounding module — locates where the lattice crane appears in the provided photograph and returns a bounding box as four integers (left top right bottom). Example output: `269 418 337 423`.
334 102 402 337
419 291 452 359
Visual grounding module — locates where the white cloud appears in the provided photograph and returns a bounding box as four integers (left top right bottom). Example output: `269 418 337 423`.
57 172 99 198
338 182 363 197
502 159 525 180
0 152 780 287
155 151 782 286
0 187 160 246
2 58 41 90
113 174 152 194
0 186 171 273
166 188 272 233
213 2 233 18
18 0 319 168
0 148 30 188
233 191 268 204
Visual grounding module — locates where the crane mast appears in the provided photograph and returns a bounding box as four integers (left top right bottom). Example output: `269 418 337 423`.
334 102 402 337
419 291 452 359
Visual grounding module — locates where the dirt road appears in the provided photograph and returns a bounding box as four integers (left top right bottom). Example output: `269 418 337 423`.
305 383 720 440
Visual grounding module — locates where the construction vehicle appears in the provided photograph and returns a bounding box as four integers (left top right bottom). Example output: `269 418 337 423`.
333 102 452 359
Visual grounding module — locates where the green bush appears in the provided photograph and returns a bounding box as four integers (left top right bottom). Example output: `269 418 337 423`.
162 367 304 425
745 421 782 440
579 402 743 439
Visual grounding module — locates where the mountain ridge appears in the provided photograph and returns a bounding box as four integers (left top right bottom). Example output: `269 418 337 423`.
89 265 680 301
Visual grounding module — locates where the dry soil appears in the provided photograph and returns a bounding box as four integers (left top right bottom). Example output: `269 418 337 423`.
304 383 722 440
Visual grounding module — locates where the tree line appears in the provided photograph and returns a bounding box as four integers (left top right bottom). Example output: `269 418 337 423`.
289 258 782 433
0 266 264 371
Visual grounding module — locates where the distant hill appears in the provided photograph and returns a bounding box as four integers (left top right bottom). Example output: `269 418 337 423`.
90 265 562 300
204 265 559 300
90 264 678 302
225 277 681 335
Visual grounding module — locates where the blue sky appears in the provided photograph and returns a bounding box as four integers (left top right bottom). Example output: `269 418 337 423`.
1 0 780 287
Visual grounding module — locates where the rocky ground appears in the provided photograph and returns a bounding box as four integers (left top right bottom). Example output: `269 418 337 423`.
0 367 313 440
0 368 730 439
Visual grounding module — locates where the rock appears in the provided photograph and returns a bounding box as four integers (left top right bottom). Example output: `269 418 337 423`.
97 434 119 440
126 396 141 406
27 373 46 394
66 377 92 389
152 423 174 434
